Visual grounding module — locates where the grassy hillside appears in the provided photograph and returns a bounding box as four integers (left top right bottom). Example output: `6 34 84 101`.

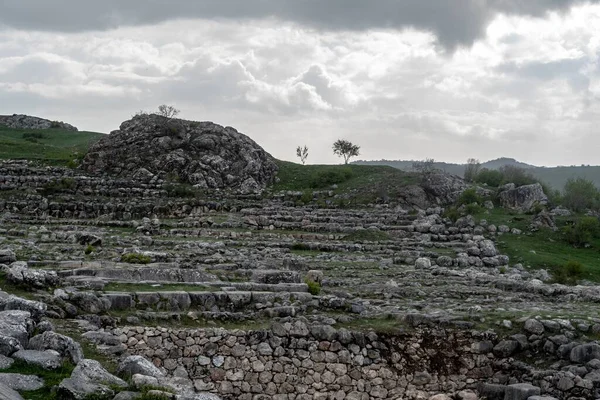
473 208 600 283
271 161 420 204
0 126 105 165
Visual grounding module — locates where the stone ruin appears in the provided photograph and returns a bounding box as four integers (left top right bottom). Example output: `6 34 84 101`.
0 153 598 399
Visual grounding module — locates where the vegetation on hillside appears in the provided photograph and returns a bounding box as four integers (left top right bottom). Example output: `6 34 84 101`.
0 125 105 165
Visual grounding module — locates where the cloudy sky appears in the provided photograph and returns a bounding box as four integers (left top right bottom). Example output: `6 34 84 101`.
1 1 599 166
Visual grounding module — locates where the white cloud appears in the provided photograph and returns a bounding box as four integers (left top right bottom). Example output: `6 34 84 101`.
1 3 600 167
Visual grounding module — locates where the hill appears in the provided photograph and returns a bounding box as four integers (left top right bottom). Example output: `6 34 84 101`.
0 125 105 165
354 158 600 190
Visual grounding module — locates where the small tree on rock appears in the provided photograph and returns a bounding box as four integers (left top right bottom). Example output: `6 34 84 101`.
296 145 309 165
332 139 360 164
157 104 180 121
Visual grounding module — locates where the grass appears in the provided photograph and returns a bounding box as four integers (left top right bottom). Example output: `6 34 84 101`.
0 125 105 165
343 229 391 242
473 208 600 282
270 161 419 205
0 359 74 400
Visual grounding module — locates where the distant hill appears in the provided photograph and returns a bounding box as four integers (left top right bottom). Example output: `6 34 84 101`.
0 125 105 165
353 158 600 191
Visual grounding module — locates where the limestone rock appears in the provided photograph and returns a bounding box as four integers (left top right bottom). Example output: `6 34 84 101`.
0 114 77 131
0 382 23 400
498 183 548 212
503 383 540 400
82 115 278 192
58 359 127 400
0 373 44 391
117 355 164 378
12 349 62 370
28 331 84 364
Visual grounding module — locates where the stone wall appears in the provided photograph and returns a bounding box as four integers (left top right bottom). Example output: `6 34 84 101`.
114 322 501 400
113 321 600 399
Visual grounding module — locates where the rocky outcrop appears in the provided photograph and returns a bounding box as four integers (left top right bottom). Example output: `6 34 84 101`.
421 172 469 205
82 114 278 192
0 114 77 131
498 183 548 212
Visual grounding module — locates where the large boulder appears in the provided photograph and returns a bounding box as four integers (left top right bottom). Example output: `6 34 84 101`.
0 114 77 131
0 311 34 347
28 331 84 364
498 183 548 212
58 359 127 400
82 114 278 192
117 355 164 378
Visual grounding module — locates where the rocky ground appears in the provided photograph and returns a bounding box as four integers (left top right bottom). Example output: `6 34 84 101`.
0 158 599 400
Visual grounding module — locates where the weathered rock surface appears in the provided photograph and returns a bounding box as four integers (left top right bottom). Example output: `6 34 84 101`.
0 373 44 391
0 114 77 131
12 349 62 370
498 183 548 211
82 114 278 191
58 359 127 399
117 355 164 378
28 331 84 364
0 382 23 400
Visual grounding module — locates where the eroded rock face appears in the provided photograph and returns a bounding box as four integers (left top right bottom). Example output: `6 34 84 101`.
82 114 278 192
421 172 469 205
498 183 548 212
0 114 77 131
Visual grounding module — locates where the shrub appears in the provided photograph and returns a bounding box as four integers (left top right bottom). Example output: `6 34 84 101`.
499 165 537 187
563 216 600 247
50 121 62 128
475 168 503 187
291 243 311 251
563 177 599 212
309 168 353 188
553 260 584 284
457 188 482 206
165 184 197 198
84 244 94 255
305 278 321 295
464 203 481 215
121 253 151 264
443 207 460 222
41 178 76 195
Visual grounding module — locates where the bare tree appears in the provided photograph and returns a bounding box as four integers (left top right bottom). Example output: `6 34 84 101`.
157 104 180 121
464 158 481 182
332 139 360 164
412 158 436 174
296 145 309 165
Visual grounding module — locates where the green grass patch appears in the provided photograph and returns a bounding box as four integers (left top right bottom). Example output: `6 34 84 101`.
0 125 105 165
270 161 419 205
0 359 74 400
343 229 390 242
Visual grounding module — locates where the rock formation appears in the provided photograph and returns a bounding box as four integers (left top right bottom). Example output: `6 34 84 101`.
82 114 278 192
0 114 78 131
498 183 548 212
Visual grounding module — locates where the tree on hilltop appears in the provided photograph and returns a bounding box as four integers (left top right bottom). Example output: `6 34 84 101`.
332 139 360 164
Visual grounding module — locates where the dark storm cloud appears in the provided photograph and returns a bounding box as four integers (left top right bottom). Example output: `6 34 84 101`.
0 0 592 49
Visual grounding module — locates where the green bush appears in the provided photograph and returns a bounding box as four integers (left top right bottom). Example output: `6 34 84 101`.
309 168 353 188
165 184 197 198
464 203 482 215
499 165 537 187
563 217 600 247
41 178 76 195
553 260 584 284
457 188 482 206
84 244 94 255
305 278 321 295
443 207 460 222
291 243 311 251
563 177 599 212
475 168 503 187
121 253 152 264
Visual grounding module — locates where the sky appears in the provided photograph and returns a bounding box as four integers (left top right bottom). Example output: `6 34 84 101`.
1 1 599 166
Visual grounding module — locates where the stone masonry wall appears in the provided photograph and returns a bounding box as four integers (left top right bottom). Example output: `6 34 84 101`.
114 322 503 400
